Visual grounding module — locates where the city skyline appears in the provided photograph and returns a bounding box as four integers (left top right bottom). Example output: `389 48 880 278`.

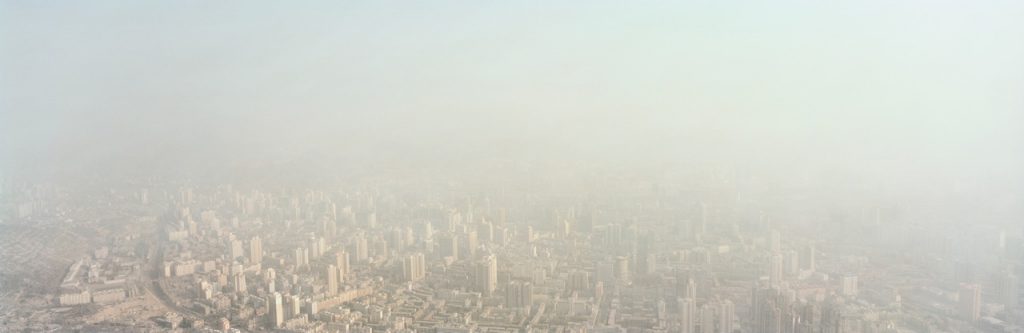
2 1 1023 333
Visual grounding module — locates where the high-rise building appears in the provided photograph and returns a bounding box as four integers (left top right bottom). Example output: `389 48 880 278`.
568 270 591 293
718 300 735 333
769 254 784 288
439 233 459 260
372 237 389 260
639 253 657 275
233 273 247 293
498 208 509 227
996 270 1019 308
684 278 698 299
327 264 339 295
841 275 858 297
478 221 494 243
614 256 630 282
422 221 434 241
699 304 715 333
270 292 284 328
798 302 820 333
800 244 816 272
466 231 479 258
821 297 843 333
475 255 498 296
959 283 981 322
336 251 350 276
250 236 263 264
579 209 594 233
354 236 369 262
308 236 322 259
286 295 302 319
389 228 405 253
402 252 426 282
606 223 623 249
769 230 781 253
230 239 244 260
784 250 800 276
295 247 309 268
506 281 533 309
751 284 785 333
679 297 696 333
697 202 709 237
366 211 377 228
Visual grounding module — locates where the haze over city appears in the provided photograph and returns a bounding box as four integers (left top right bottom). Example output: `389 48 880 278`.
1 1 1023 332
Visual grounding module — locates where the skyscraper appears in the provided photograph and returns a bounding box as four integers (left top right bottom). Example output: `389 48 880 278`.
439 233 459 260
475 255 498 296
233 273 247 293
959 283 981 322
402 252 426 282
996 270 1019 308
840 275 858 297
270 292 284 328
249 236 263 264
614 256 630 282
327 264 338 295
354 236 369 262
466 231 479 258
568 270 590 294
679 297 696 333
478 221 494 243
336 250 350 276
295 247 309 268
769 254 784 288
769 230 781 253
800 244 816 272
699 303 715 333
506 281 533 309
230 239 244 260
684 278 697 299
718 300 734 333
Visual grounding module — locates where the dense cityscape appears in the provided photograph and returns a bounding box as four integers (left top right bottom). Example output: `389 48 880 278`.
1 166 1021 332
3 1 1023 332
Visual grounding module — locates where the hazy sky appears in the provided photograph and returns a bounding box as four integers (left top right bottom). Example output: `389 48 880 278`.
2 1 1022 186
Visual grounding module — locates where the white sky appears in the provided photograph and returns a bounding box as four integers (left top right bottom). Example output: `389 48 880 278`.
2 1 1022 190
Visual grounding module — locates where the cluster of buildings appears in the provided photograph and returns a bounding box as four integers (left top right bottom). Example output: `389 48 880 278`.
5 173 1023 333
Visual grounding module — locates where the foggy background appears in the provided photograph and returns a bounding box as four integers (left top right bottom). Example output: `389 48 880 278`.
2 1 1022 208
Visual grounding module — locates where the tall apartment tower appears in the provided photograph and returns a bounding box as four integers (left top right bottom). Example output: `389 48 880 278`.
769 253 784 288
270 292 284 328
684 278 698 299
466 231 479 258
327 264 339 295
506 281 534 309
800 243 816 272
250 236 263 264
614 256 630 282
718 300 735 333
402 252 426 282
679 297 696 333
230 239 244 260
335 250 350 275
996 270 1019 308
439 233 459 260
233 273 247 293
960 283 981 322
568 270 591 293
699 304 715 333
354 237 369 262
475 255 498 295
